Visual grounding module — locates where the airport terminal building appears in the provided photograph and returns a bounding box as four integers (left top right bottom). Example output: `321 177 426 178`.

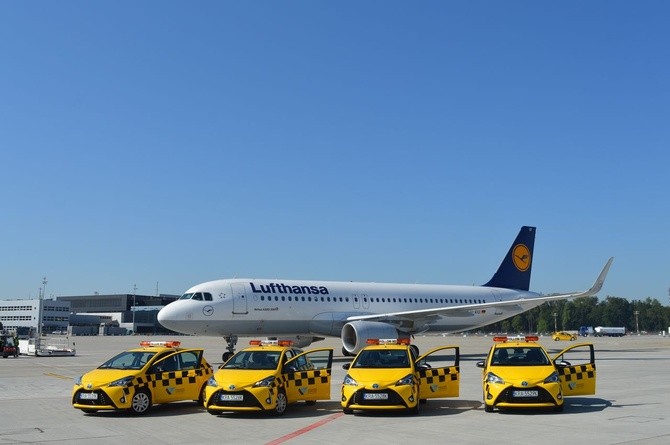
0 294 179 335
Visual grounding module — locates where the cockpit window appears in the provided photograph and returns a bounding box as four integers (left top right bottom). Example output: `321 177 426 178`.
179 292 213 301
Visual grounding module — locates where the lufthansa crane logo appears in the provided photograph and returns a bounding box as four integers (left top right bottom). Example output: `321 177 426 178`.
512 244 531 272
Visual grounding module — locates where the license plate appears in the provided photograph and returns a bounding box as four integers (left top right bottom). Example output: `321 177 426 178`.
363 393 388 400
220 394 244 401
512 390 538 398
80 393 98 400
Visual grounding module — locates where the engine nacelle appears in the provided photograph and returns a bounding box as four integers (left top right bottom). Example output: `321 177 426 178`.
267 336 325 348
341 321 405 355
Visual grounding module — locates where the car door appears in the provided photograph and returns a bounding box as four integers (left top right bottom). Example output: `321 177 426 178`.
283 348 333 403
415 345 460 400
148 349 207 403
553 343 596 396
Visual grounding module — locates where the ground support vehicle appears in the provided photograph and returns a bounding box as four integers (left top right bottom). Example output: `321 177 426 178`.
1 331 19 358
477 335 596 413
72 341 213 415
341 338 460 415
204 339 333 416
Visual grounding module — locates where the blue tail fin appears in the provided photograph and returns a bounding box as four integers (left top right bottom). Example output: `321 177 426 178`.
483 226 536 291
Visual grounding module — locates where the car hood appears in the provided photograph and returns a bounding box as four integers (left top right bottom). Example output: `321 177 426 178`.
488 365 556 385
213 369 277 388
79 369 139 388
348 368 412 387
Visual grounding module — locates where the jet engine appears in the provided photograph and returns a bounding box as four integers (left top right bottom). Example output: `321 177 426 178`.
341 321 406 355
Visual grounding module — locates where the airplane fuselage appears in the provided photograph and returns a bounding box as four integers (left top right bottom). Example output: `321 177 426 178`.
157 278 540 337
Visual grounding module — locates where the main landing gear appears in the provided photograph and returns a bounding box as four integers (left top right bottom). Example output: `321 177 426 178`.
221 335 238 362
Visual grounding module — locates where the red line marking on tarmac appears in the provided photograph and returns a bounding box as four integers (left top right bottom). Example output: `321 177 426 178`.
265 412 344 445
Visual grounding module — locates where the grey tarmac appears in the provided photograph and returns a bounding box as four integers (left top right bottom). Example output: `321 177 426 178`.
1 334 668 445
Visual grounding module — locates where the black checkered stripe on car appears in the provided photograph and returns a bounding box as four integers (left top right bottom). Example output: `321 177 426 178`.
122 366 213 395
557 363 595 381
418 367 459 385
280 369 331 388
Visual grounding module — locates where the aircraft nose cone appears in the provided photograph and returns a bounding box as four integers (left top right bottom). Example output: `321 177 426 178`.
157 303 180 330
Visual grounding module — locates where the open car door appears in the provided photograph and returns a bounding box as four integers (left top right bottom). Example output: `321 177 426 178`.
147 349 207 403
283 348 334 402
553 343 596 397
415 345 460 400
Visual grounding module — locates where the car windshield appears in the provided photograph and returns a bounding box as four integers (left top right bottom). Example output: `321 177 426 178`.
352 349 411 369
491 346 550 366
98 351 156 370
222 350 281 370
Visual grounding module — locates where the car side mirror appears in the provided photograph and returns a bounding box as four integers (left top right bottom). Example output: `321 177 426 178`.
476 361 485 368
342 363 351 370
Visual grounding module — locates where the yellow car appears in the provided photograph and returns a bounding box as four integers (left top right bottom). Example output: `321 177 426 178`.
204 340 333 416
72 341 213 415
341 339 460 415
552 331 577 341
476 335 596 413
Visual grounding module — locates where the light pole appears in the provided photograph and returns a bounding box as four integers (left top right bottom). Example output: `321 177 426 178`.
634 310 640 335
132 284 137 334
553 312 558 332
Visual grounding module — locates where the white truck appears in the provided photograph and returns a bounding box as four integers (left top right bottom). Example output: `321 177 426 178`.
594 326 626 337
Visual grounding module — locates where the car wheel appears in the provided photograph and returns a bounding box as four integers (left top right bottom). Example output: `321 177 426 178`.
553 337 559 341
484 403 494 413
410 400 420 415
81 409 98 414
305 400 316 406
570 336 576 341
130 389 152 415
272 391 287 416
343 407 353 414
553 403 564 413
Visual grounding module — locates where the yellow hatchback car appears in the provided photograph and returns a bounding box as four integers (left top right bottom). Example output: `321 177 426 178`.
204 340 333 416
72 341 213 415
552 331 577 341
476 335 596 413
341 339 460 415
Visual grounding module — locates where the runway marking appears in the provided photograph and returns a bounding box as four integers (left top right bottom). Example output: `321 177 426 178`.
265 412 344 445
44 372 72 380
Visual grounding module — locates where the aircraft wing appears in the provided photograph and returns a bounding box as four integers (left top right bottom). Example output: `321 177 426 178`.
346 257 614 327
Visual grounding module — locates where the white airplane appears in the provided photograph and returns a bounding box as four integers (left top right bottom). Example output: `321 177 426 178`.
158 226 613 360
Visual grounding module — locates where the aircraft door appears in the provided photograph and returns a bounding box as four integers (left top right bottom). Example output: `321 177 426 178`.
283 348 333 403
231 283 248 315
553 343 596 396
416 345 460 400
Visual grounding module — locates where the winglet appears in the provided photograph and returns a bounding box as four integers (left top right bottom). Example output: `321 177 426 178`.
581 257 614 297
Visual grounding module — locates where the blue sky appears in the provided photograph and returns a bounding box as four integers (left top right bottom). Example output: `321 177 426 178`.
1 1 668 303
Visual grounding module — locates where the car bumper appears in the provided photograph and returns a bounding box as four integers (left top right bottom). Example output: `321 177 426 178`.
484 382 563 409
205 387 275 412
341 384 417 411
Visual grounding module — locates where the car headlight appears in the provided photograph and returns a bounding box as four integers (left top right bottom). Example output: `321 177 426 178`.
343 374 358 386
109 376 134 387
253 376 275 387
396 374 415 386
485 372 505 385
544 371 560 384
74 375 83 386
207 376 218 387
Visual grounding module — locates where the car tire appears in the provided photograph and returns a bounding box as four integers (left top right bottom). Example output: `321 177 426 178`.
343 407 353 414
554 403 564 412
410 400 420 415
81 409 98 414
484 403 494 413
272 391 287 416
305 400 316 406
130 389 152 415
